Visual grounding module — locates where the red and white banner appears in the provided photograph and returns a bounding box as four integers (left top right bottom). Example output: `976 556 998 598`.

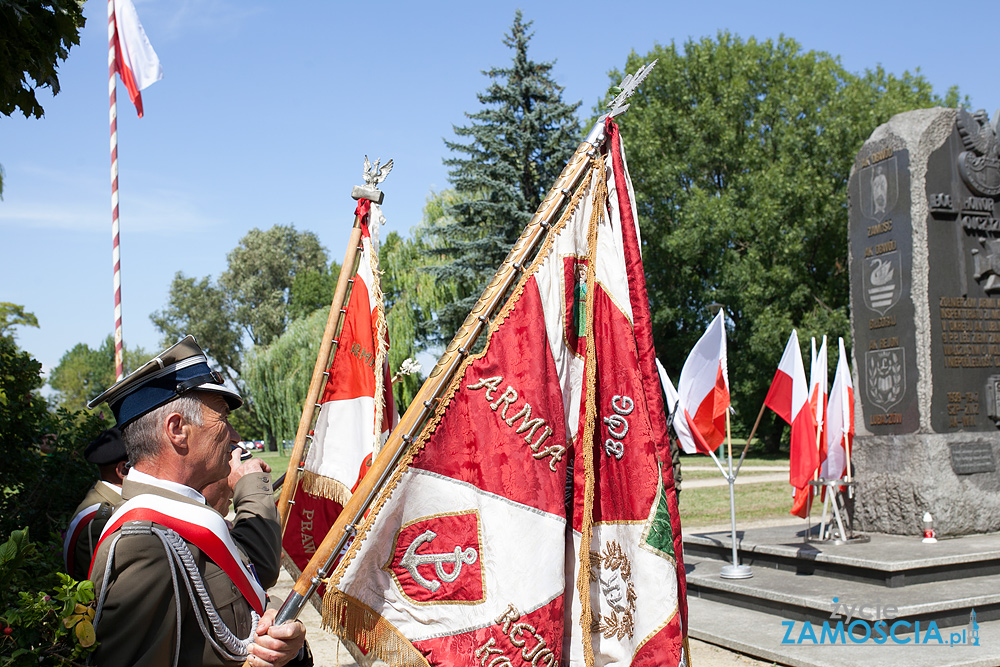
764 331 818 496
326 119 687 666
675 311 730 455
283 200 397 577
822 337 854 481
95 494 266 614
809 336 828 469
111 0 162 117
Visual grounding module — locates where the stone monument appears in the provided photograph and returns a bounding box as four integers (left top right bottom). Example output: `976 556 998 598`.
849 107 1000 535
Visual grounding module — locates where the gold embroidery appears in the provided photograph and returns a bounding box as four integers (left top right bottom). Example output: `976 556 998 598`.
591 540 637 641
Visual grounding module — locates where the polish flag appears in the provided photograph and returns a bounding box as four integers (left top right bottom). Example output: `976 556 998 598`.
112 0 162 117
763 331 817 491
822 338 855 481
675 311 730 454
282 199 398 580
809 336 829 467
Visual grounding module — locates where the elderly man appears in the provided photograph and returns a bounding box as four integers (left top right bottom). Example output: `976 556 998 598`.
63 428 128 580
87 336 306 667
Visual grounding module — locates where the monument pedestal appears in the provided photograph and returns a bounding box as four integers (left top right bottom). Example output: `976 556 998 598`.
849 108 1000 535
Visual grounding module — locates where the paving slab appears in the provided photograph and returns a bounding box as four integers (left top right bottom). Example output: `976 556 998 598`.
686 554 1000 626
687 525 1000 572
689 596 998 667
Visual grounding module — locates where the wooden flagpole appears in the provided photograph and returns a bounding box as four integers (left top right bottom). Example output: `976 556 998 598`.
276 184 385 530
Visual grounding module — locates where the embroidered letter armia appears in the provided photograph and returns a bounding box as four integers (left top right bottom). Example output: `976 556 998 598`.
468 376 565 472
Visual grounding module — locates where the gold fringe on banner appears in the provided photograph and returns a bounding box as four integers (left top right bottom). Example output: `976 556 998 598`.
367 208 390 457
322 590 430 667
576 154 608 667
299 471 352 506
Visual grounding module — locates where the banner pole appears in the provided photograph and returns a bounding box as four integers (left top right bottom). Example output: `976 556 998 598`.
276 214 365 530
720 409 751 579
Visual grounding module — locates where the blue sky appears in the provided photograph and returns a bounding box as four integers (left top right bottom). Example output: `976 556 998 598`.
1 0 992 379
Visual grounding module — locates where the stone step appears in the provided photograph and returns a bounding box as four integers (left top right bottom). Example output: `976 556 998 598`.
688 595 999 667
685 554 1000 629
684 525 1000 587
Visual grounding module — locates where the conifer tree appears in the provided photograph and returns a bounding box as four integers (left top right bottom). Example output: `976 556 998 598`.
424 11 580 342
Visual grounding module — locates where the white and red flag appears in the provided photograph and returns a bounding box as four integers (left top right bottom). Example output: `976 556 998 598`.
790 336 829 515
111 0 162 117
763 330 818 505
282 200 398 578
822 337 854 481
674 311 730 454
324 119 687 666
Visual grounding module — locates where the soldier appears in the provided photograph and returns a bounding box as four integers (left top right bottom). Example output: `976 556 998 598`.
87 336 306 667
63 428 128 580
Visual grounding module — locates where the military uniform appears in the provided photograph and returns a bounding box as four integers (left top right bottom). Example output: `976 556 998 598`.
90 470 280 667
66 480 121 581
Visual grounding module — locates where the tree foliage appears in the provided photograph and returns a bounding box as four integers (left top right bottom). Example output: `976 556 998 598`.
0 0 86 119
47 335 149 413
611 33 944 447
0 334 105 543
0 302 38 339
151 225 329 443
241 309 325 447
422 11 581 343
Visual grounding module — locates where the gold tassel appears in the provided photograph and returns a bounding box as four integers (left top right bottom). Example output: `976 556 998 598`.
577 154 608 667
299 471 352 506
321 589 430 667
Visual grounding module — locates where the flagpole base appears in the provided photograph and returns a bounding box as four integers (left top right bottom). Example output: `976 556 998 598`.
719 564 753 579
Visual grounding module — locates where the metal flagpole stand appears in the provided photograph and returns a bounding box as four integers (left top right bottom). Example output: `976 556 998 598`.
720 409 752 579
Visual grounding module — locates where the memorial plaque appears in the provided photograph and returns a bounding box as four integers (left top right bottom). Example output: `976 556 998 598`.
926 110 1000 433
849 108 1000 536
949 442 997 475
849 145 919 434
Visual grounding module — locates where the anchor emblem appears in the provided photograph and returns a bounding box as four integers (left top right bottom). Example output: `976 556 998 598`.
400 529 478 592
386 510 486 604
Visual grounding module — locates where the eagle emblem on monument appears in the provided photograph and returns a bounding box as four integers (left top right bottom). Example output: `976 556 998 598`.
957 109 1000 197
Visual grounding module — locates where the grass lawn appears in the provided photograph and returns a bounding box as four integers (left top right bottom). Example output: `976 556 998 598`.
254 449 292 476
678 480 792 528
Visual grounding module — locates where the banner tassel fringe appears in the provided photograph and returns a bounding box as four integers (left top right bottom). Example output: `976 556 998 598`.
322 591 430 667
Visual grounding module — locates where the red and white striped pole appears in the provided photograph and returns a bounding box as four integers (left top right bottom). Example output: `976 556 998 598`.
108 0 124 381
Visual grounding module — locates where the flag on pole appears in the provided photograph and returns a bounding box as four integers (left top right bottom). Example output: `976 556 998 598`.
674 310 730 454
809 336 829 466
111 0 162 117
282 199 398 579
822 337 854 481
763 331 818 501
323 118 687 666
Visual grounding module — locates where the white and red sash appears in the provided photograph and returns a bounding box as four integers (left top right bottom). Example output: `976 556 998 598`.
94 494 267 614
63 503 103 572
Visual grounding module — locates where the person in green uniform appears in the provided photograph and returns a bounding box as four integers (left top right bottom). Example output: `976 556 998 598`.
64 428 128 581
87 336 307 667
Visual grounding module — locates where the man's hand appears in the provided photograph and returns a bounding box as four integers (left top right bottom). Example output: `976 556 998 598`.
247 609 306 667
228 451 272 488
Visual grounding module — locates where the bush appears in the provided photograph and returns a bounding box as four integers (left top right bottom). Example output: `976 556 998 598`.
0 529 97 666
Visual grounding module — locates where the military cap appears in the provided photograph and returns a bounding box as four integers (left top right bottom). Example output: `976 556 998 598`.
84 428 128 466
88 336 242 427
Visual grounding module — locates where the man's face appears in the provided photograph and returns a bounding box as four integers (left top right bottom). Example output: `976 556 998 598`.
188 393 240 492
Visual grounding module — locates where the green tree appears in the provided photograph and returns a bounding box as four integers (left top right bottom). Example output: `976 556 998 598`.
0 302 38 339
0 0 86 120
423 11 580 343
611 33 945 449
48 335 150 412
151 224 329 445
288 259 342 321
241 309 325 448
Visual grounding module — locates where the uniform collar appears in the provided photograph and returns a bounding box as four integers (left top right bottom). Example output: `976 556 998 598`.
126 468 206 505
